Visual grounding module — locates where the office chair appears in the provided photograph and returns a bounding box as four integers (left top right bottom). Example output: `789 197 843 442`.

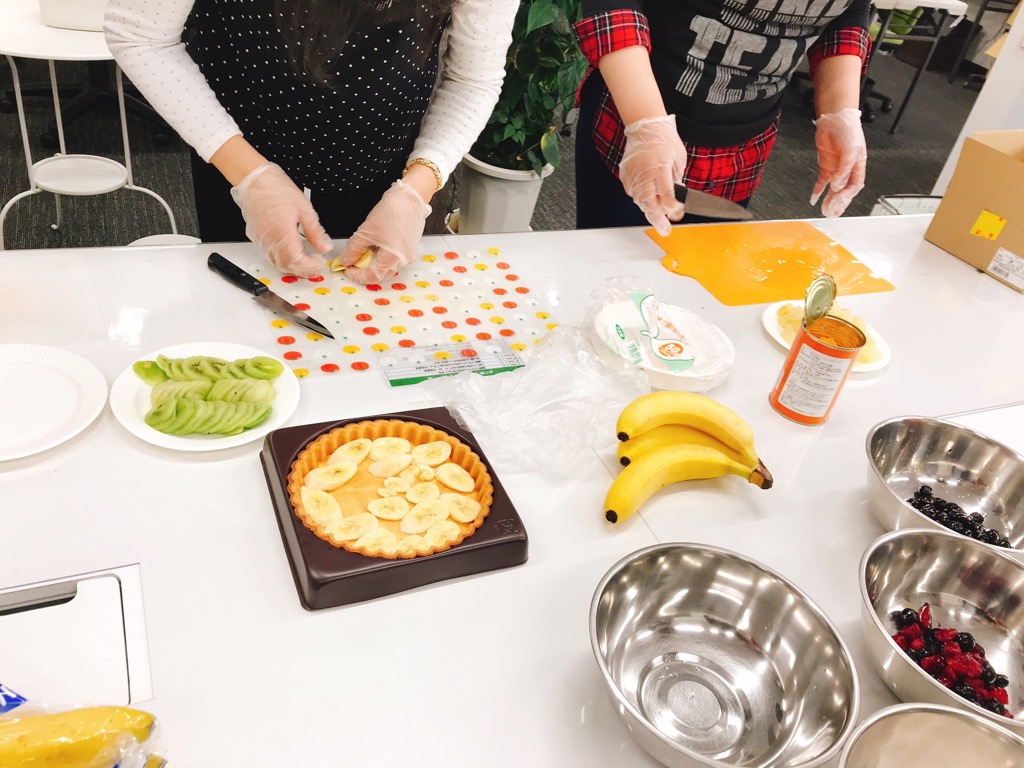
789 7 923 123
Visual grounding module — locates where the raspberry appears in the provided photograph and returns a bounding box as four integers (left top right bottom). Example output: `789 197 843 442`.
910 637 925 651
947 655 984 680
942 641 963 657
920 602 932 628
935 628 958 643
921 655 945 675
993 687 1009 705
904 623 923 640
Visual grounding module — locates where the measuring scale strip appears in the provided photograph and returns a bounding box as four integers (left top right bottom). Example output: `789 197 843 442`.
377 339 525 386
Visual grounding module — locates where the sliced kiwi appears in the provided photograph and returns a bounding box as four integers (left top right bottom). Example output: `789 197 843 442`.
242 356 284 380
151 379 213 406
133 360 168 386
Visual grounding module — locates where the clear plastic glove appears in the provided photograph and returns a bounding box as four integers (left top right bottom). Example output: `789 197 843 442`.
810 108 867 218
338 180 431 284
618 115 688 236
229 162 332 277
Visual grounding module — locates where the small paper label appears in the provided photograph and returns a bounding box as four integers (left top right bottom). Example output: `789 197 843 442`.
970 210 1007 240
988 247 1024 291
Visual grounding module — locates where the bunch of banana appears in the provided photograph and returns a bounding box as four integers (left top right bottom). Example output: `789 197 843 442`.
605 391 773 524
0 705 165 767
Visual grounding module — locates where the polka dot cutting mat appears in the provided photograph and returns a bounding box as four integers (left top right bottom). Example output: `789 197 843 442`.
245 246 560 382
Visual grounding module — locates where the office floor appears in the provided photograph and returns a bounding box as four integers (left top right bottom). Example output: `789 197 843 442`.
0 51 981 251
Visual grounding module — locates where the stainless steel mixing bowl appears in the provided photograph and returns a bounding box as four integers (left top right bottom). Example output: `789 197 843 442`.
865 415 1024 557
590 543 859 767
860 529 1024 732
838 703 1024 768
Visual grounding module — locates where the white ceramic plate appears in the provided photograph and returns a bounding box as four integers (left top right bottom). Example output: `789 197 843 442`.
109 342 300 451
0 345 108 461
761 300 891 374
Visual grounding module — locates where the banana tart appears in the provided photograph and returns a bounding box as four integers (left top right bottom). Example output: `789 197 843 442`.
287 420 493 559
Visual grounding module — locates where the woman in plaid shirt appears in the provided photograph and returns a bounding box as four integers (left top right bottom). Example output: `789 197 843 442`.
574 0 872 233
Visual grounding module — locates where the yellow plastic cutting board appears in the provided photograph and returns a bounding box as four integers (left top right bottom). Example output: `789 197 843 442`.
653 221 894 306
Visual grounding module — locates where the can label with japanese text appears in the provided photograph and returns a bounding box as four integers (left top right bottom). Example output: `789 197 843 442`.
769 315 866 425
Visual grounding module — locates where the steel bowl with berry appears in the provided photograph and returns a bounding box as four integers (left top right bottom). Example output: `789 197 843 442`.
838 703 1024 768
866 416 1024 558
860 529 1024 731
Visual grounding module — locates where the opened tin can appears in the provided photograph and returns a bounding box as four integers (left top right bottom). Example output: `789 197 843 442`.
769 275 866 425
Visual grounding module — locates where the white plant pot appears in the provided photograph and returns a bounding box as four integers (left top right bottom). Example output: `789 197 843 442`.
458 154 553 235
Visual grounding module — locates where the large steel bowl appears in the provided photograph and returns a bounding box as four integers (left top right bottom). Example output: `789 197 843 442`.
838 703 1024 768
590 543 859 767
865 415 1024 558
860 529 1024 732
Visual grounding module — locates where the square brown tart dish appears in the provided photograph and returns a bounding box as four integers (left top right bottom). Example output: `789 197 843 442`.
261 407 529 610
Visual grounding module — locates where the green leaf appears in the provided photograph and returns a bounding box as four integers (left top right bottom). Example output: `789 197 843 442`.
540 129 561 170
526 0 558 35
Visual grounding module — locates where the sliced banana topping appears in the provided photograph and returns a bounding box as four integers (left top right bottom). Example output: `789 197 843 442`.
377 488 398 498
383 477 411 493
398 465 423 484
436 462 475 493
368 452 413 478
395 534 429 557
354 527 399 555
304 461 358 491
425 519 461 547
300 486 343 524
437 492 481 524
406 481 441 505
324 512 378 542
367 496 410 521
399 499 449 535
369 436 412 461
417 464 436 481
410 440 452 467
328 438 372 465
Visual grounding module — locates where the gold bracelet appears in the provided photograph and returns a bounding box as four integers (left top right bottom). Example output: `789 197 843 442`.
403 158 443 194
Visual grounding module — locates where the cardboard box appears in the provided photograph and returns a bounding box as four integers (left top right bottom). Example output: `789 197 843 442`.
925 130 1024 293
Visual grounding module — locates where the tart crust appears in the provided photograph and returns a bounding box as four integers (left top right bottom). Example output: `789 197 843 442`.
287 420 493 559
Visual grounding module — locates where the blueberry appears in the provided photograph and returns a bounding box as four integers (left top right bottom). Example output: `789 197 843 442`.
982 699 1006 715
956 632 976 652
900 608 920 627
969 512 985 525
981 666 997 684
917 485 934 497
994 674 1009 688
952 682 978 702
980 529 1000 545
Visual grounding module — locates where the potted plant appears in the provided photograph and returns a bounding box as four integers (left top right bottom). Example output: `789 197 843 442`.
456 0 587 234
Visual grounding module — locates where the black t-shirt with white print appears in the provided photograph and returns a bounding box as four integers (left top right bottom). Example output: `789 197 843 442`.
588 0 870 146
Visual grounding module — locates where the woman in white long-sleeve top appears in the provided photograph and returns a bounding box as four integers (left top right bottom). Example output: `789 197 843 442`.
105 0 516 283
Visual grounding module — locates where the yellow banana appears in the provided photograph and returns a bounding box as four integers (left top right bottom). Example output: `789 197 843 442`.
0 705 155 767
604 443 772 524
617 423 747 467
616 391 761 468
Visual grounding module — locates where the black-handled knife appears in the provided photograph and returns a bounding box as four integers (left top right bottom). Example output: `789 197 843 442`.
674 183 753 221
207 252 335 339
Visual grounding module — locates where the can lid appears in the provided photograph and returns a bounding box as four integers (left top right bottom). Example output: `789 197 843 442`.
804 274 836 323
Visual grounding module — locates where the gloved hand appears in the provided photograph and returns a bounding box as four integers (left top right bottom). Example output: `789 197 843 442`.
619 115 688 236
230 162 333 277
338 180 431 284
810 108 867 218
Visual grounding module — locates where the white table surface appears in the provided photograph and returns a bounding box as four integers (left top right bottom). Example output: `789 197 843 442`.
1 215 1023 766
0 0 110 61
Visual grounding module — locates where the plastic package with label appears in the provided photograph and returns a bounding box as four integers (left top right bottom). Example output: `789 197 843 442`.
424 326 649 473
584 276 735 393
0 681 166 767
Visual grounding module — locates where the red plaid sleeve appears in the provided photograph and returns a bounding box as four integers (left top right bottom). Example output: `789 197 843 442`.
574 10 651 68
808 27 872 77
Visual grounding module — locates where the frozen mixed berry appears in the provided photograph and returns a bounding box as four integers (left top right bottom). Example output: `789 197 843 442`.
889 602 1014 718
907 485 1013 548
